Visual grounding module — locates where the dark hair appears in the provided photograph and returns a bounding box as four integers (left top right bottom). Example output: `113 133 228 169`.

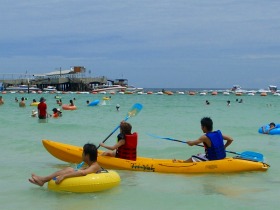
201 117 213 131
120 122 132 135
269 122 276 127
83 143 98 161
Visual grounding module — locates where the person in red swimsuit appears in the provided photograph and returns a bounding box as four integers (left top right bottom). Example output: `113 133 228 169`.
37 97 47 119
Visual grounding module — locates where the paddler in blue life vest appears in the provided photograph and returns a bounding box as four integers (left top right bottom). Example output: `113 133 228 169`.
175 117 233 163
99 121 138 161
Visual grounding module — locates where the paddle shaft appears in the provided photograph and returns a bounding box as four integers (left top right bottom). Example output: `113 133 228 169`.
96 117 128 149
148 133 263 161
158 137 243 156
96 107 136 149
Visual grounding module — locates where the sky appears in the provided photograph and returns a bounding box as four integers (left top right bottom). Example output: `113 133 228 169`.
0 0 280 88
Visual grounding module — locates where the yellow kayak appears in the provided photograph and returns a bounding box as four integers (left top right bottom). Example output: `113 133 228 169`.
42 140 270 174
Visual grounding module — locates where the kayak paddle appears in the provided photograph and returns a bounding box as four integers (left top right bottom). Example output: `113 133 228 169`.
147 133 264 162
77 103 143 169
97 103 143 149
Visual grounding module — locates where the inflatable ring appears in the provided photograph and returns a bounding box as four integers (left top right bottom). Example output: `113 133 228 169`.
258 124 280 135
48 170 120 193
62 105 77 110
88 100 100 106
30 102 39 106
102 97 111 100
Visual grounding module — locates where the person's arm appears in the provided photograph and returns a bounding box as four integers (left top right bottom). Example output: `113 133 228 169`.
37 105 41 116
55 170 84 184
222 134 233 148
99 139 125 151
55 163 100 184
186 135 206 146
262 126 268 134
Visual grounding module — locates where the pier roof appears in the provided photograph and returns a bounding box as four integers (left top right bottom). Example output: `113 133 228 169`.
33 69 74 77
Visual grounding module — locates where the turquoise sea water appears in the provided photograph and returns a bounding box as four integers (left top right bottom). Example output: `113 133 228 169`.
0 91 279 210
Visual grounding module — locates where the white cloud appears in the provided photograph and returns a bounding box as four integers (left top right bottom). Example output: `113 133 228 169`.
0 0 280 87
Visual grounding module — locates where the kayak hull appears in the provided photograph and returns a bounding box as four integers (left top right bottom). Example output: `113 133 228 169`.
42 140 269 174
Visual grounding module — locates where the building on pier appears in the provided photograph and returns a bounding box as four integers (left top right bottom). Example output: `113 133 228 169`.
0 66 109 92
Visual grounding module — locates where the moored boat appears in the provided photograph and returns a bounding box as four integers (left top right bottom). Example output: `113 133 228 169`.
6 85 40 92
43 86 57 91
92 85 126 93
42 140 269 174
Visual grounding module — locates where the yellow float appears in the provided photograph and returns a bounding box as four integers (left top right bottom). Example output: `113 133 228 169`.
102 97 111 100
30 102 39 106
48 170 120 193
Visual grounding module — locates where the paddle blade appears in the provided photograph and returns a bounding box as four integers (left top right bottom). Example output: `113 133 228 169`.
240 151 264 162
127 103 143 118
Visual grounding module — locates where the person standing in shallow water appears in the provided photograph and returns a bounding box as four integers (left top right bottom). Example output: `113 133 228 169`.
227 100 231 106
116 104 120 111
37 97 47 119
19 97 26 107
0 96 4 105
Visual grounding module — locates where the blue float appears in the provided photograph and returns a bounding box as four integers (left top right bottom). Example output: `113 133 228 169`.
258 124 280 135
88 99 100 106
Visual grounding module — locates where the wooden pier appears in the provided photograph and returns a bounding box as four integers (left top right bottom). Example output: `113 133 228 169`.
0 66 109 92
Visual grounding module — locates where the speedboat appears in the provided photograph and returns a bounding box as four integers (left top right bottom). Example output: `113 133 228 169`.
92 85 126 93
126 85 143 93
269 85 277 93
6 85 40 92
43 86 57 91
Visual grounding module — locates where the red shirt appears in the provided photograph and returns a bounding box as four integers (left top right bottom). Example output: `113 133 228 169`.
37 102 47 117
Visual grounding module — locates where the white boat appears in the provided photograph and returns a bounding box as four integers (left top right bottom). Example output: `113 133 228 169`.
43 86 57 91
269 85 277 93
92 85 126 93
223 92 230 95
126 85 143 93
99 91 107 94
156 91 164 95
247 92 255 96
177 91 185 95
257 89 269 93
231 85 247 93
5 85 40 92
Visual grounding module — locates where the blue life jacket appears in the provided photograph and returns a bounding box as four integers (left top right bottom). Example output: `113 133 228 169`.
204 130 226 160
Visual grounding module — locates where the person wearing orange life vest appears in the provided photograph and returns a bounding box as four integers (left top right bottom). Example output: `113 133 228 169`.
52 108 59 118
99 121 138 161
